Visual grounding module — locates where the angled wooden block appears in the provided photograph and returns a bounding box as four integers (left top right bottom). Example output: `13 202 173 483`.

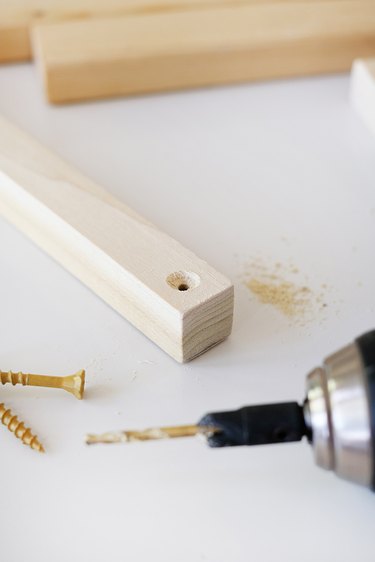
350 58 375 138
0 116 233 362
32 1 375 104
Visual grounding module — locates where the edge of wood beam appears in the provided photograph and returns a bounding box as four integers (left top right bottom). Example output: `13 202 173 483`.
350 58 375 138
32 2 375 104
0 0 313 63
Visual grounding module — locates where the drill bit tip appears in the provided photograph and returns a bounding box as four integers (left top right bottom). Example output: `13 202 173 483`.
86 424 219 445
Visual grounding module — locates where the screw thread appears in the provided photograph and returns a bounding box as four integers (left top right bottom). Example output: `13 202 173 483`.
0 403 45 453
0 370 28 387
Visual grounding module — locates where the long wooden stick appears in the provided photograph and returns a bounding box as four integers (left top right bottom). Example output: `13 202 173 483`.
32 1 375 104
0 0 321 63
0 115 233 362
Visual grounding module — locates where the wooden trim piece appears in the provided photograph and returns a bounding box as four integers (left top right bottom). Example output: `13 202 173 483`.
350 59 375 138
0 21 31 63
0 115 233 362
0 0 322 64
32 1 375 104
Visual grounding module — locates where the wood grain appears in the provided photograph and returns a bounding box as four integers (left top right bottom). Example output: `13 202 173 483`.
0 115 233 362
32 1 375 104
0 0 320 63
351 58 375 138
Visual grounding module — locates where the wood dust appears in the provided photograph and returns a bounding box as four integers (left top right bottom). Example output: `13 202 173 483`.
247 278 311 317
243 258 327 321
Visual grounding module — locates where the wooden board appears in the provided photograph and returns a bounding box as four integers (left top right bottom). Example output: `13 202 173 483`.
32 1 375 104
0 115 233 362
0 0 320 63
350 58 375 138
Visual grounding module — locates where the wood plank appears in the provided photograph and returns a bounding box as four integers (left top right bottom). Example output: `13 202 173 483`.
350 58 375 138
32 1 375 104
0 0 321 63
0 115 233 362
0 20 32 62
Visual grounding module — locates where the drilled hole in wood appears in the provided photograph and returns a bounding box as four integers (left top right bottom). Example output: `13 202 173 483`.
167 271 200 291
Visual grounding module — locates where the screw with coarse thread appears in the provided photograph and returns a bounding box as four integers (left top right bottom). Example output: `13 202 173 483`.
0 402 45 453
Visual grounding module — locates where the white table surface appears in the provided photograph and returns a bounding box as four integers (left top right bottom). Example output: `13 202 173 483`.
1 64 375 562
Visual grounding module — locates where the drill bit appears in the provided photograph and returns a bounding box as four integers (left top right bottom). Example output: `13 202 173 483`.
86 424 220 445
86 402 307 448
0 369 85 399
0 402 45 453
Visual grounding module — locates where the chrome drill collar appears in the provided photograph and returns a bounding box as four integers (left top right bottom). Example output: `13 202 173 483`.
306 343 373 487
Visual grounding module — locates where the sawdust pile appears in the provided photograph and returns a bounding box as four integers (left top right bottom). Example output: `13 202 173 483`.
243 259 324 320
247 278 311 317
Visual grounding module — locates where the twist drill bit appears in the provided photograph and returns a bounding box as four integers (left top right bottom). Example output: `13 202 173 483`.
85 403 305 447
0 402 45 453
86 424 220 445
0 369 85 399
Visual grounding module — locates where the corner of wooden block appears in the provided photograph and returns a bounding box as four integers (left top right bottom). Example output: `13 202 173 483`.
180 282 234 363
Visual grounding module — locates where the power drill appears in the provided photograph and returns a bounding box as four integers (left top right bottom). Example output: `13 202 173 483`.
87 330 375 490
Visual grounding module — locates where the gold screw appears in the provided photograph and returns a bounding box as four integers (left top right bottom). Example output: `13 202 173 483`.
0 402 45 453
0 369 85 400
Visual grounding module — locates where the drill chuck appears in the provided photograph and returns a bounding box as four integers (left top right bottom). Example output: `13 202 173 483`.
200 330 375 489
304 331 375 488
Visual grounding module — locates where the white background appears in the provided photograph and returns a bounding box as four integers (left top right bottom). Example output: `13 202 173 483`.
0 64 375 562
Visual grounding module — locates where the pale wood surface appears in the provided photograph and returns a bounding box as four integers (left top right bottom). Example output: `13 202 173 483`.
0 0 322 63
350 58 375 138
32 1 375 104
0 115 233 362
